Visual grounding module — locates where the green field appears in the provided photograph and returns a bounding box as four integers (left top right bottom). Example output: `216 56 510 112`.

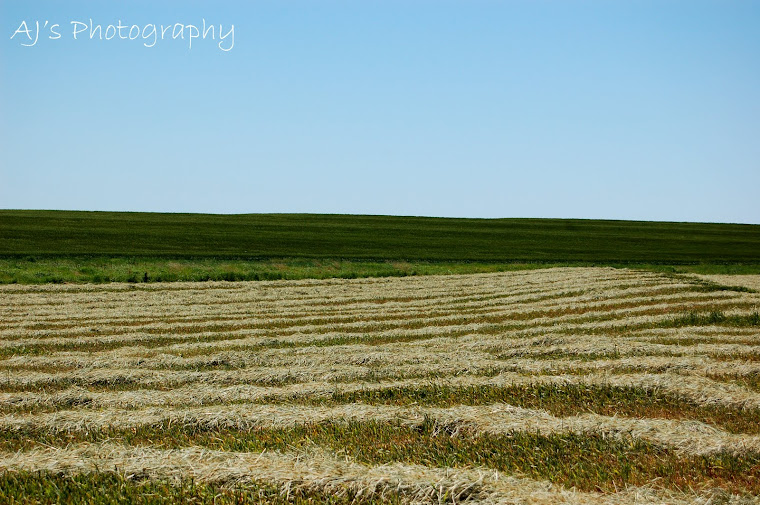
1 210 759 283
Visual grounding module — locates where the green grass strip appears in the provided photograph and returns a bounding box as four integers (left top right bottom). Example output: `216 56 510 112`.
661 311 760 328
0 472 400 505
0 256 554 285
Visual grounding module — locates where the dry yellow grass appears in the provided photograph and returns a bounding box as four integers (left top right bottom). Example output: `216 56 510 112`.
1 268 759 503
694 275 760 292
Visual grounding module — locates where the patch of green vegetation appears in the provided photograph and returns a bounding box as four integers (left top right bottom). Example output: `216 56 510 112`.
640 264 760 275
661 311 760 329
3 210 759 262
0 472 401 505
1 211 759 284
0 256 552 285
712 351 760 363
650 336 758 346
492 349 624 361
2 420 759 495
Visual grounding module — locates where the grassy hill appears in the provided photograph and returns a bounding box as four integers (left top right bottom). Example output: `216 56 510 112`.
3 210 760 262
1 210 759 283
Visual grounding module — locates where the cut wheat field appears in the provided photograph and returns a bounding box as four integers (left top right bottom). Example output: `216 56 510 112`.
1 267 759 504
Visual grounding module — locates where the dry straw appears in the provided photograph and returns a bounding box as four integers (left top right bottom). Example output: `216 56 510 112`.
1 268 759 502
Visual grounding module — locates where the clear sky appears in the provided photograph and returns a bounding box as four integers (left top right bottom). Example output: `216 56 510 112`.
2 1 758 223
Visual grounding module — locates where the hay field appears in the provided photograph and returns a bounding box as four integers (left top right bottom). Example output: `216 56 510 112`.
1 267 759 504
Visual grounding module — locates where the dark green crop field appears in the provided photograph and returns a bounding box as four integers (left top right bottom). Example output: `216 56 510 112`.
1 210 759 283
3 210 760 262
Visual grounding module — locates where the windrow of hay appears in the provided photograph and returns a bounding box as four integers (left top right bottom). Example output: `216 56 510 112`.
4 371 760 414
2 401 760 456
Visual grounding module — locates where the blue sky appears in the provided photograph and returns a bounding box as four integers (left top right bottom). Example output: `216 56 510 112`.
2 1 758 223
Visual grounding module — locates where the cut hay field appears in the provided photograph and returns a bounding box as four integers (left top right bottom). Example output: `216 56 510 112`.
1 267 759 503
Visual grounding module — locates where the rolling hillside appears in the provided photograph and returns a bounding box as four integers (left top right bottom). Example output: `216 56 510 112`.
2 210 760 263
